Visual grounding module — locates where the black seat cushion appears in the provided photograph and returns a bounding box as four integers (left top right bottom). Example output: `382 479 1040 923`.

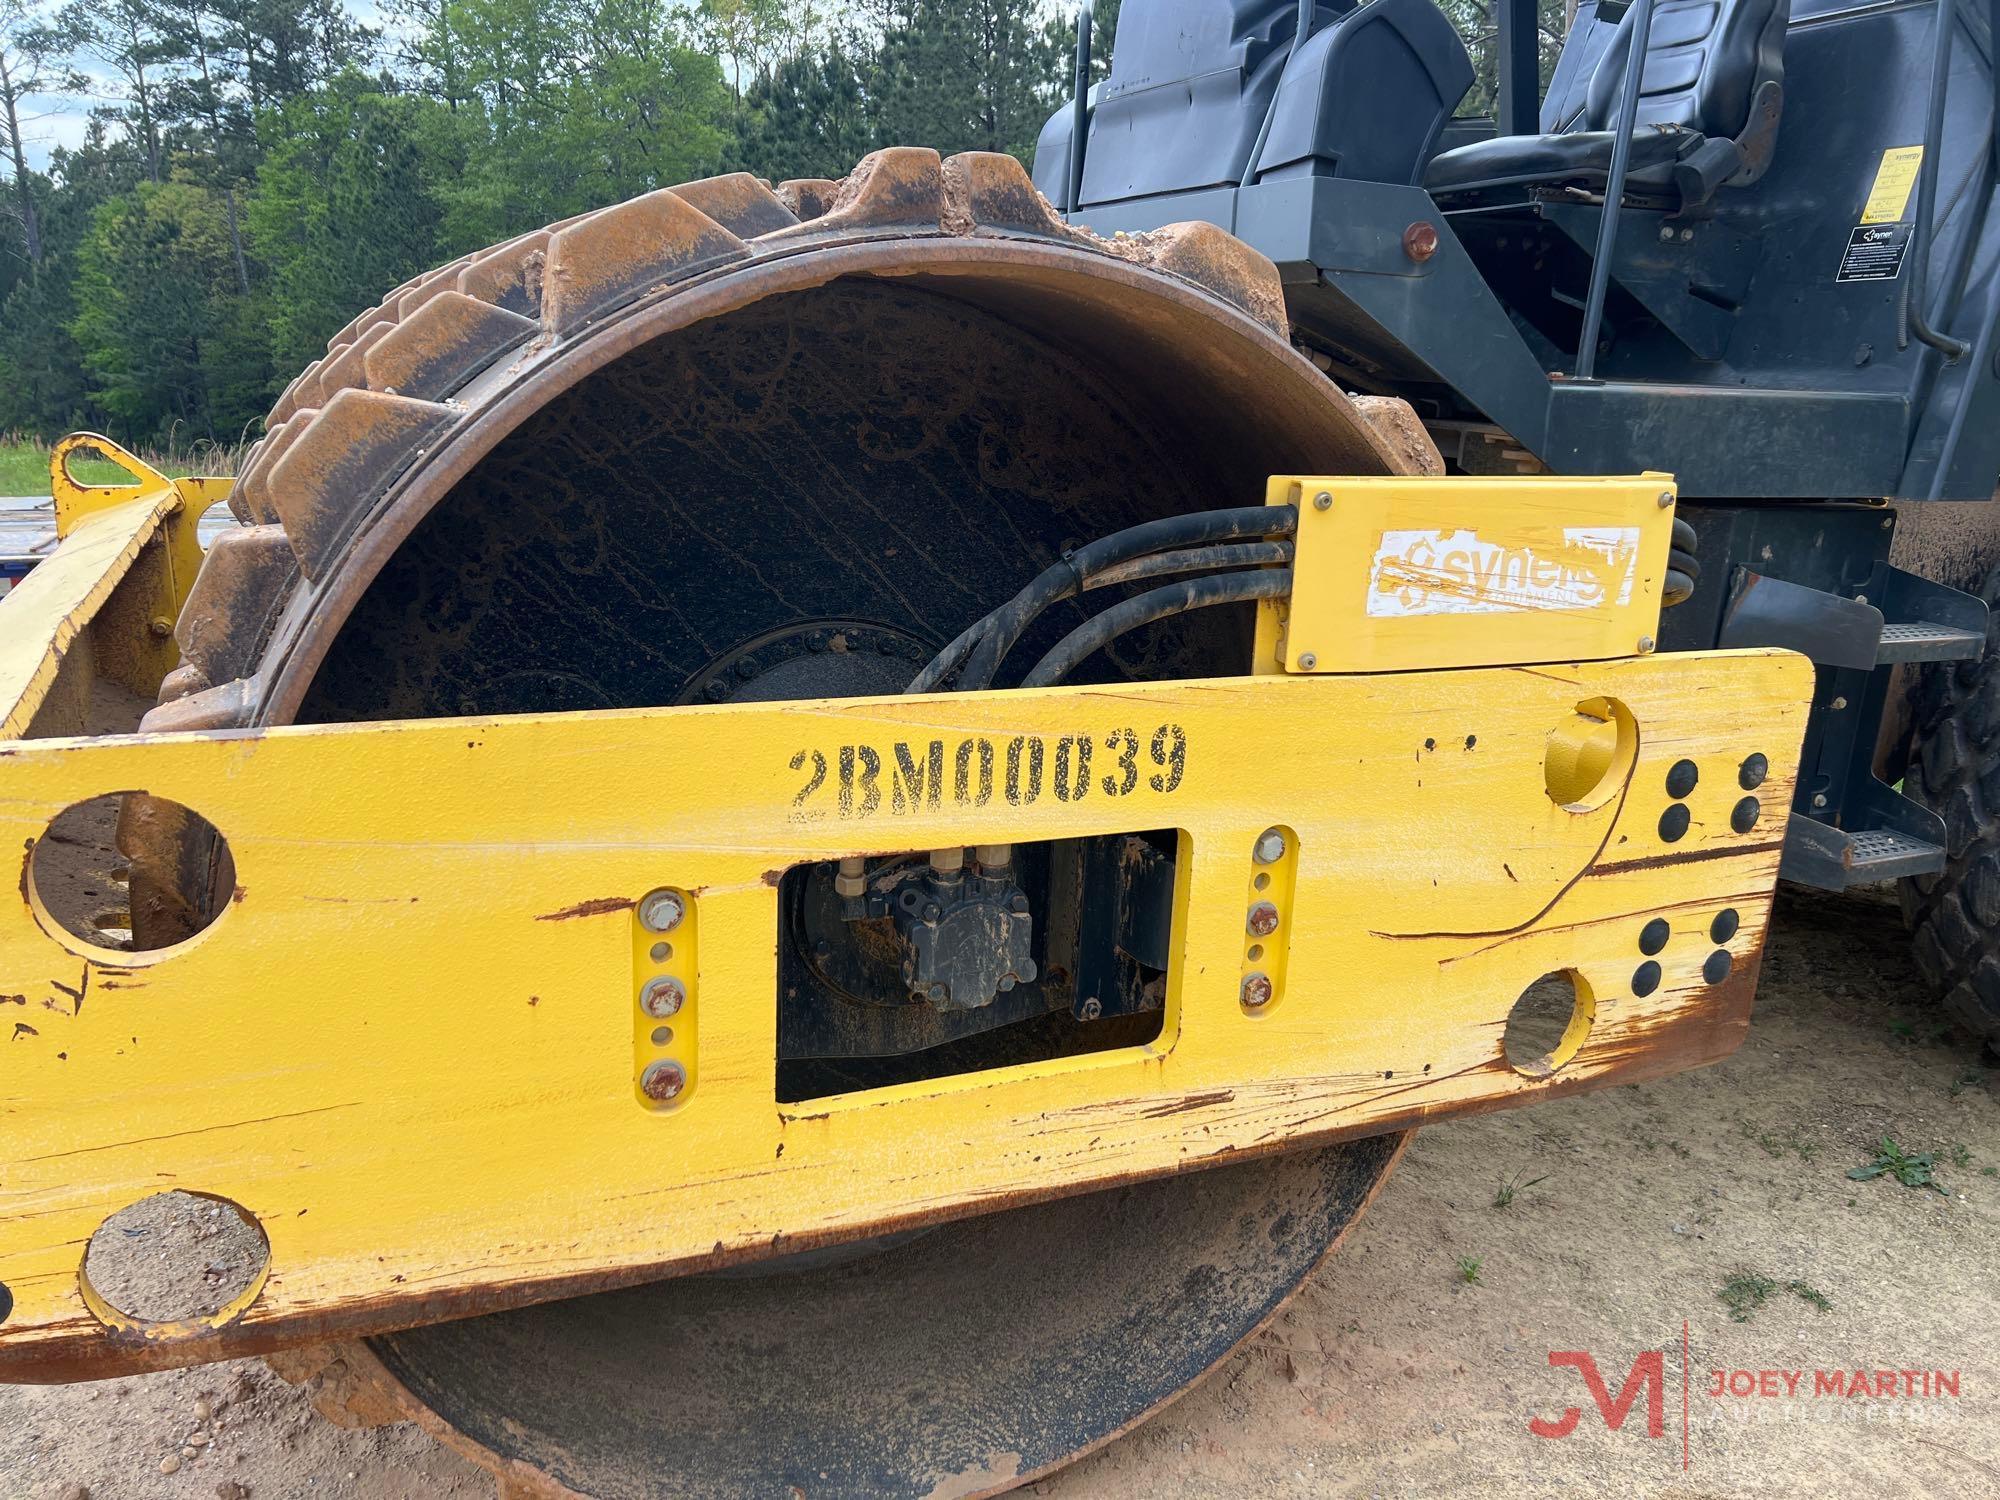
1423 0 1785 200
1423 122 1699 194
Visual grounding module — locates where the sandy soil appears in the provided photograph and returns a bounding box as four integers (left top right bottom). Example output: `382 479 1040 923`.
3 884 1995 1499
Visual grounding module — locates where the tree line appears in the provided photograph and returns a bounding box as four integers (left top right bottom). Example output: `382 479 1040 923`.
0 0 1552 450
0 0 1129 447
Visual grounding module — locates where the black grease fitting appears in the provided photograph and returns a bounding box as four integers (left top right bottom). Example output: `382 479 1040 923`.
1658 804 1691 843
1703 949 1733 985
1633 961 1662 997
1730 796 1761 834
1710 908 1740 943
1738 753 1768 790
1639 917 1670 955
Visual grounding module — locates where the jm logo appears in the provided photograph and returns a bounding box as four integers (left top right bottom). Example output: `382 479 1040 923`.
1529 1350 1667 1439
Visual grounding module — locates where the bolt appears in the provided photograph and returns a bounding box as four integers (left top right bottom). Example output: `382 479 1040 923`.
834 856 866 900
705 680 730 702
922 901 941 922
1241 972 1274 1008
1680 228 1694 242
1812 792 1828 808
1402 221 1439 263
974 842 1013 871
1658 225 1674 241
1637 635 1655 653
1010 892 1030 915
639 889 685 933
813 939 832 960
1854 594 1868 606
929 846 965 875
1298 651 1319 670
640 1060 686 1103
997 975 1015 992
735 658 759 679
147 616 174 639
1882 516 1893 530
639 975 685 1019
1253 828 1287 864
1079 997 1103 1020
1247 901 1280 937
1657 490 1674 508
927 982 947 1002
1313 490 1333 511
1830 695 1848 711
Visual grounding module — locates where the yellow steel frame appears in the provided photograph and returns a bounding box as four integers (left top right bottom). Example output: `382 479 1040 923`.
0 469 1812 1383
0 436 229 737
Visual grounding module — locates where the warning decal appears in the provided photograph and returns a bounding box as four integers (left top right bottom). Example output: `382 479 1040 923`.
1861 146 1923 225
1836 222 1910 283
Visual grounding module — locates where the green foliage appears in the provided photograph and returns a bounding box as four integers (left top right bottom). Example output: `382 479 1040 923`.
71 176 270 438
246 73 446 371
0 0 1588 452
1455 1254 1482 1284
1847 1137 1949 1195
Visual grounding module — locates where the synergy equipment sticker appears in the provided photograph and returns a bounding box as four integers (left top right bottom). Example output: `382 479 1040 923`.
1366 526 1642 618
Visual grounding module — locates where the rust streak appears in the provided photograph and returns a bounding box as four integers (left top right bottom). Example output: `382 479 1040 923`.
1140 1089 1235 1118
534 896 635 922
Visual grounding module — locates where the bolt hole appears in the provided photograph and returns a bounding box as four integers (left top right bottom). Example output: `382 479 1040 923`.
650 941 672 963
650 1026 674 1046
1503 970 1594 1077
1246 943 1264 962
30 794 233 956
1253 872 1270 891
1543 697 1636 812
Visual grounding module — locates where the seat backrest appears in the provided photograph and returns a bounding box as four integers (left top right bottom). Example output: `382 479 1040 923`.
1580 0 1786 141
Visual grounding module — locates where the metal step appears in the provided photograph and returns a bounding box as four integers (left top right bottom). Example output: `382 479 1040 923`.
1875 621 1986 664
1781 811 1948 888
1846 828 1947 881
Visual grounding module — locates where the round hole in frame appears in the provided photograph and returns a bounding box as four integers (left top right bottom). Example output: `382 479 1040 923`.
1543 697 1637 812
1502 970 1596 1078
80 1190 270 1331
28 793 234 956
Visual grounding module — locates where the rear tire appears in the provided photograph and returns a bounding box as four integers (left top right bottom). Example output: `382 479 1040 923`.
1900 559 2000 1048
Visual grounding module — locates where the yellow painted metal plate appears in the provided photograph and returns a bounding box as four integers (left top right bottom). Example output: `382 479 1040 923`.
0 651 1808 1379
1262 473 1676 673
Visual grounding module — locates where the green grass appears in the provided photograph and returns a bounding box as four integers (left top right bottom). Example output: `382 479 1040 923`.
1719 1272 1833 1322
1455 1255 1483 1285
0 434 237 495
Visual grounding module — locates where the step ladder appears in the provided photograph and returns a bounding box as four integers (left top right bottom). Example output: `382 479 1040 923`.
1720 560 1987 888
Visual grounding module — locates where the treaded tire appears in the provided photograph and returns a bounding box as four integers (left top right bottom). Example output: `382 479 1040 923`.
1901 558 2000 1048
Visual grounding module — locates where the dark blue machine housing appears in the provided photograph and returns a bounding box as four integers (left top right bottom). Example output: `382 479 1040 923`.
1036 0 2000 505
1034 0 2000 891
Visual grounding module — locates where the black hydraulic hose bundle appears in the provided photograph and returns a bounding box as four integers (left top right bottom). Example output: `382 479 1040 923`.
909 503 1702 694
907 506 1298 693
1665 515 1700 607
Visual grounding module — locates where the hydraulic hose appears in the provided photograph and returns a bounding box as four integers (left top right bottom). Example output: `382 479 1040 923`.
909 506 1297 693
1021 570 1294 688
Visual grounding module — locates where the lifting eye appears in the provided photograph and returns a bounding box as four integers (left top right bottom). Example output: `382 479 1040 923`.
1543 697 1636 812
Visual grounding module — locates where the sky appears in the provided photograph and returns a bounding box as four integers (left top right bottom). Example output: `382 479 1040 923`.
13 0 392 172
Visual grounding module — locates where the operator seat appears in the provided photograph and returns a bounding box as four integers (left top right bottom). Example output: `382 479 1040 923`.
1424 0 1786 208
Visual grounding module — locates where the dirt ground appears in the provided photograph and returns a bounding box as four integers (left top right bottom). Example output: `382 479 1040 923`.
3 884 1995 1499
